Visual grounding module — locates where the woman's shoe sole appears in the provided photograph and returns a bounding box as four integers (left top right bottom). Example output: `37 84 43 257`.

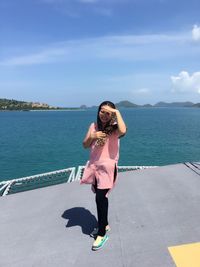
92 235 109 251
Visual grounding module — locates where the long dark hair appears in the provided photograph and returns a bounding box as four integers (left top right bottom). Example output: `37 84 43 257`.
97 101 118 134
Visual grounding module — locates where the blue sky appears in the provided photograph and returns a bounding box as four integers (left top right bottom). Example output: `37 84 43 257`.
0 0 200 107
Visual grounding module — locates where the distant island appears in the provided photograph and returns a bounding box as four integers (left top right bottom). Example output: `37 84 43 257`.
84 100 200 109
0 99 80 111
115 100 200 108
0 98 200 111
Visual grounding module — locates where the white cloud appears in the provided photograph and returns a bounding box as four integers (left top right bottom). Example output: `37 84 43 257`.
171 71 200 94
79 0 98 3
42 0 64 3
132 88 150 95
42 0 129 3
0 47 67 66
0 31 196 67
94 7 112 16
192 25 200 41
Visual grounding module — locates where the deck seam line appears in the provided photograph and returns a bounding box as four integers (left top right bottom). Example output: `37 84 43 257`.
183 162 200 177
190 162 200 171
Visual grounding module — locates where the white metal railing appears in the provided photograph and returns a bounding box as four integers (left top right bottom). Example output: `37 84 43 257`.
0 167 76 197
0 165 157 197
118 166 158 171
0 182 10 195
75 166 85 181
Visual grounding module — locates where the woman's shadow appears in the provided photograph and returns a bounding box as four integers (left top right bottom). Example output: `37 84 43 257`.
61 207 97 235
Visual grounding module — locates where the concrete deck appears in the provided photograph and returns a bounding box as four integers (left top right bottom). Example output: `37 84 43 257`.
0 162 200 267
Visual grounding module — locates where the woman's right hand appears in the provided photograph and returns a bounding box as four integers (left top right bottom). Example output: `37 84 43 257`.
90 131 107 140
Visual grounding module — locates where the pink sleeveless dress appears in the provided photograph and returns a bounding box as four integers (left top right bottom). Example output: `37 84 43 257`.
80 123 120 196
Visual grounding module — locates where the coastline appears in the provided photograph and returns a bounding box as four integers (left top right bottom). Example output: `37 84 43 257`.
29 109 85 112
0 109 86 112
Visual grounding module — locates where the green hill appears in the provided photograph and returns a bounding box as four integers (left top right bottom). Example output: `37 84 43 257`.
154 101 194 107
115 100 139 108
0 98 56 110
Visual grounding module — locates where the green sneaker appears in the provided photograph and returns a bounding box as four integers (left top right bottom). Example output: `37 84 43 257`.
92 235 109 251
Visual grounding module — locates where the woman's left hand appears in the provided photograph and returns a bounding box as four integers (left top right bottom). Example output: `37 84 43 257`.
102 105 127 137
101 105 117 114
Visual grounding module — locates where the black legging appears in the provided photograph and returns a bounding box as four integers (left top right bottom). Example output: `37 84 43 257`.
95 188 109 236
94 165 117 236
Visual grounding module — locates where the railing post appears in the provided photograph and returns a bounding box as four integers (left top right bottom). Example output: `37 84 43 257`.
2 181 14 196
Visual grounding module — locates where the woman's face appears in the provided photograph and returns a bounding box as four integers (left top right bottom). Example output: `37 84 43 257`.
99 105 112 124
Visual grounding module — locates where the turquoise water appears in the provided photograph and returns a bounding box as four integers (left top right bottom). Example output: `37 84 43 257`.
0 108 200 182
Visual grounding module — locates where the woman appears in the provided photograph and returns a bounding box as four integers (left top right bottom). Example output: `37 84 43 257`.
80 101 126 251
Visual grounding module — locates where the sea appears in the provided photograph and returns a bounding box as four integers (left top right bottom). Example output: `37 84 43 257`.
0 108 200 182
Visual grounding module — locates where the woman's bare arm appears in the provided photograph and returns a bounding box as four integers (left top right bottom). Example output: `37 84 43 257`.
115 109 127 137
101 106 127 137
83 125 107 149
